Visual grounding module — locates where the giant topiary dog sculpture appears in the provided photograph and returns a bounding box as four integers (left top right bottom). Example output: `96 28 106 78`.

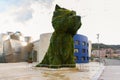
36 4 82 68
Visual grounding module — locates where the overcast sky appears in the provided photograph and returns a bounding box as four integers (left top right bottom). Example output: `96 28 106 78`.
0 0 120 45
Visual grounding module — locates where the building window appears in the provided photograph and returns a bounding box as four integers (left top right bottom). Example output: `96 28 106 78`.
74 56 78 61
74 40 80 45
82 49 86 53
87 49 88 53
87 57 89 60
81 57 86 61
74 48 79 53
82 41 86 46
87 43 89 47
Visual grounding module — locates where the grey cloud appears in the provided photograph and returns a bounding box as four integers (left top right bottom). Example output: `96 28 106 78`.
15 8 33 22
34 0 54 3
14 0 33 23
15 0 54 23
33 0 54 8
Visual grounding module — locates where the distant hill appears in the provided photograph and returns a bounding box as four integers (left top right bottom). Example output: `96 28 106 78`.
92 43 120 50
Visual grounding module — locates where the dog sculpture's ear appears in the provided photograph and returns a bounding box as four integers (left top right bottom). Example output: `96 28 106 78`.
55 4 61 10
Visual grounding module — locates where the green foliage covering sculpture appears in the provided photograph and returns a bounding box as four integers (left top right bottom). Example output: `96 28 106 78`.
36 4 82 68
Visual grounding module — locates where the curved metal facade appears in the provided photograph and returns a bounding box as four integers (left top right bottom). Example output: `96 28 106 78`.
73 34 89 63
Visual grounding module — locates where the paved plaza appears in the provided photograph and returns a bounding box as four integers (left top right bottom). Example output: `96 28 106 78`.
98 59 120 80
2 59 120 80
98 66 120 80
0 62 104 80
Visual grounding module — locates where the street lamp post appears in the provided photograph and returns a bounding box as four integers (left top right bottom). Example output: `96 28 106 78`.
97 34 100 64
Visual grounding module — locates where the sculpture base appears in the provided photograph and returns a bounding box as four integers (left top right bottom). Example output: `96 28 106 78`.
36 64 76 68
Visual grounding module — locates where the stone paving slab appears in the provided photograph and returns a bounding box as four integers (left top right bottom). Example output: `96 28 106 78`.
0 62 104 80
98 66 120 80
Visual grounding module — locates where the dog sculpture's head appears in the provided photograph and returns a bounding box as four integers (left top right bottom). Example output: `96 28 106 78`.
52 4 82 35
